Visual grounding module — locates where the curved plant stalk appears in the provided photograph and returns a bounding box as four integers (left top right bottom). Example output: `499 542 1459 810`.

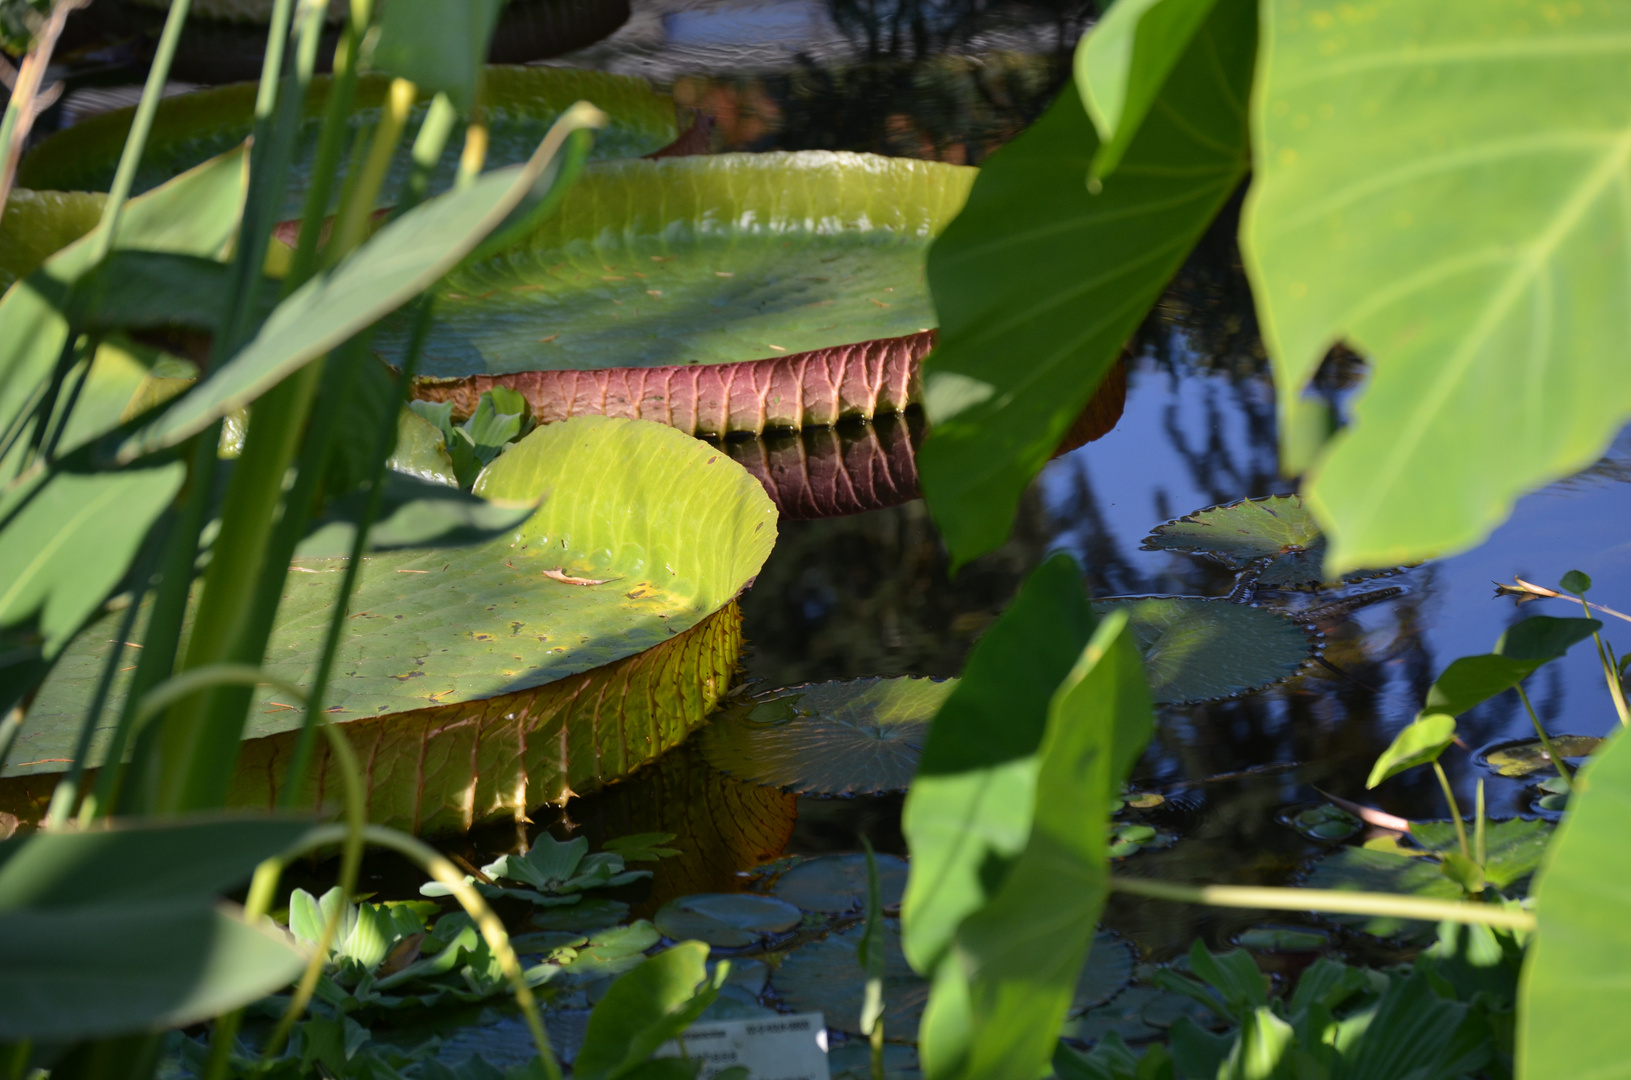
281 819 564 1080
858 838 886 1080
203 856 288 1080
1514 684 1574 791
264 722 366 1058
1109 877 1535 932
1561 581 1631 728
1430 761 1473 861
0 0 86 217
1474 779 1487 868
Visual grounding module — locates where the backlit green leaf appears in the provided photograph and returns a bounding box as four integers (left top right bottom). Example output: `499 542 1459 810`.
900 553 1096 974
936 611 1154 1079
1244 0 1631 572
1366 714 1457 788
918 0 1254 568
1519 730 1631 1080
575 941 714 1080
1074 0 1220 180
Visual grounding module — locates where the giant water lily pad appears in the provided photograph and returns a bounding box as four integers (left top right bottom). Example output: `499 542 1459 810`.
699 677 952 796
652 893 803 948
18 68 677 219
398 153 975 435
5 416 776 834
1142 495 1402 588
772 852 910 914
1095 597 1317 704
770 921 1132 1038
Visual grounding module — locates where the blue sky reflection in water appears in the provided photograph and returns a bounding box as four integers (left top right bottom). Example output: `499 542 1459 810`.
1040 331 1631 824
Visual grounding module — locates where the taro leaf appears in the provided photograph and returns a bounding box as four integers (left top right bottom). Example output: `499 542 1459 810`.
19 69 679 219
13 416 777 834
1244 0 1631 574
1495 616 1602 664
1519 730 1631 1080
651 893 802 948
697 676 951 796
1141 494 1385 588
122 103 604 458
0 146 247 469
900 553 1097 974
0 815 312 910
0 189 106 293
1074 0 1220 180
0 463 184 659
771 921 1133 1038
0 900 306 1042
918 0 1255 568
1365 714 1457 789
1095 597 1315 704
387 153 972 433
574 941 716 1080
367 0 505 115
772 852 910 914
942 611 1155 1080
1479 735 1601 779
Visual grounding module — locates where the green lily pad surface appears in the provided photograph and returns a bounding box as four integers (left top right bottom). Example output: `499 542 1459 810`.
771 853 910 913
652 893 803 948
390 153 974 422
771 921 1132 1038
0 189 106 294
1142 495 1394 587
18 68 677 219
1095 597 1317 704
9 416 776 833
699 677 951 795
1479 736 1602 778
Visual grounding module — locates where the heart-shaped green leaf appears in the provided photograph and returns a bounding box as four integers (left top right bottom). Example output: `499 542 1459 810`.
1366 714 1457 788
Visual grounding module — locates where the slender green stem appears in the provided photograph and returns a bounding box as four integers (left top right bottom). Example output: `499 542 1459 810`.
285 0 372 288
43 539 153 827
1431 761 1472 861
90 0 194 258
0 0 88 217
288 822 563 1080
1570 590 1631 727
0 702 26 773
203 858 285 1080
328 77 416 258
1475 778 1487 868
104 425 220 816
264 724 366 1058
1108 876 1534 931
1515 683 1574 791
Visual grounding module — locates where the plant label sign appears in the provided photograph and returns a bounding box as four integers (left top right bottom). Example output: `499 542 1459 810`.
655 1011 831 1079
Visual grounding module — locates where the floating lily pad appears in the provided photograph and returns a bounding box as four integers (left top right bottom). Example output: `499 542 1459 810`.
699 677 951 796
6 416 776 834
18 68 677 219
771 852 910 913
398 153 975 435
1141 495 1396 588
1095 597 1317 704
652 893 803 948
1300 819 1551 939
0 189 106 294
771 922 1132 1038
1478 735 1602 778
1233 926 1329 952
1281 803 1363 842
